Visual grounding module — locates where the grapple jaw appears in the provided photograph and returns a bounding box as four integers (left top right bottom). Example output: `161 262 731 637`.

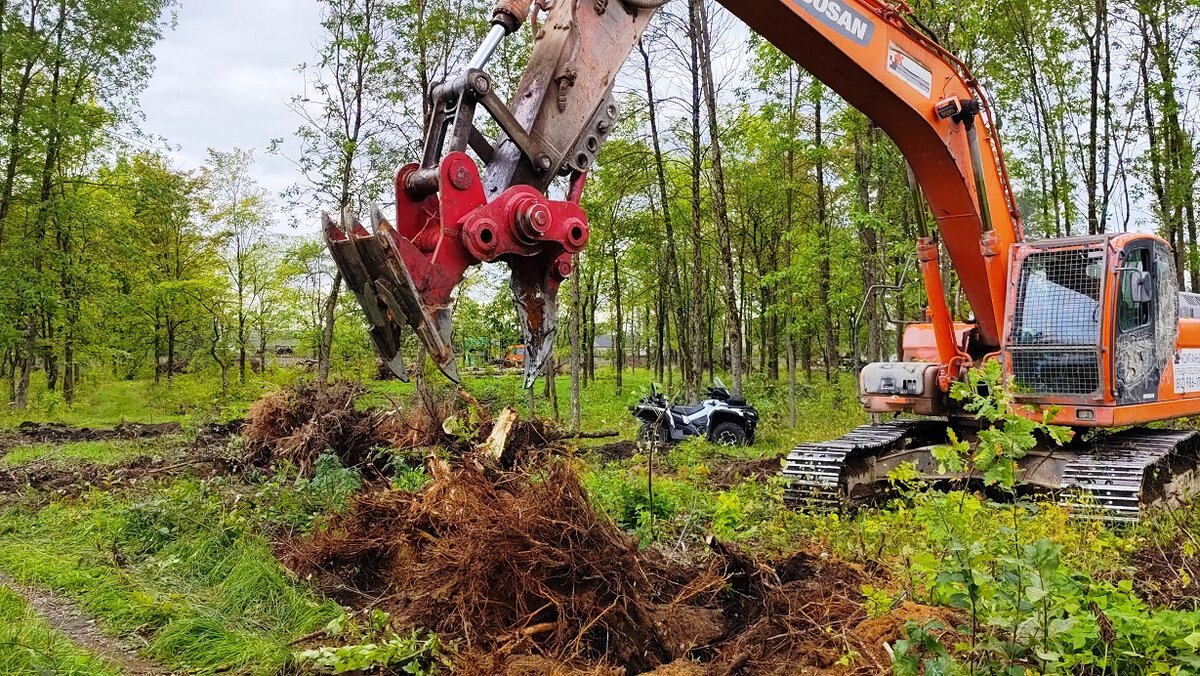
323 153 587 386
323 0 660 387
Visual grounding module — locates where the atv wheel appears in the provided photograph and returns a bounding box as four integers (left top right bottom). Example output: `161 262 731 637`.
711 421 748 446
637 422 670 447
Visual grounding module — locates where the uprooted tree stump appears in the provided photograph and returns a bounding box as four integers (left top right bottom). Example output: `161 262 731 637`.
281 448 957 675
242 381 411 478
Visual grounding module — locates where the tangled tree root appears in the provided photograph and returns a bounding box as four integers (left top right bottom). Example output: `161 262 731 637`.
283 452 961 675
242 381 404 477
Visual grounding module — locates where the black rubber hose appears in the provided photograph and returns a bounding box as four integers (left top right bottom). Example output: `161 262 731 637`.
620 0 671 9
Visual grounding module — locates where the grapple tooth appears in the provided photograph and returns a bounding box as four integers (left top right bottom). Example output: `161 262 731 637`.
342 208 370 238
369 204 391 232
372 222 461 384
323 210 409 382
322 212 346 241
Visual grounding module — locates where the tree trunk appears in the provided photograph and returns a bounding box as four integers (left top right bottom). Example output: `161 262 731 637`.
63 336 74 405
655 288 665 381
547 354 559 421
640 40 693 394
786 329 797 427
813 86 835 382
570 254 582 429
854 120 882 364
695 0 743 393
687 6 706 401
13 314 35 410
611 234 624 395
167 321 177 383
318 272 341 384
154 312 163 384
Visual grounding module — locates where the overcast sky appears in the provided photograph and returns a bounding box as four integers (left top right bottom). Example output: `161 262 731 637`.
139 0 324 231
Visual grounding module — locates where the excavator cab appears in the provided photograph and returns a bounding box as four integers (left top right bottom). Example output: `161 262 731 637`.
1003 233 1184 426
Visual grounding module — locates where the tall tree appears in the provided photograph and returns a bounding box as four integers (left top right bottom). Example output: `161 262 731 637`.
200 147 274 384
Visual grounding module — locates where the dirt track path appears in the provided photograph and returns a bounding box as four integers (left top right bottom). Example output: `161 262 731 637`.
0 572 167 675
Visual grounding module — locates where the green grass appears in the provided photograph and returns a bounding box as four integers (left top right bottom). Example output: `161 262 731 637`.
0 368 299 429
2 438 170 467
0 585 121 675
0 478 342 674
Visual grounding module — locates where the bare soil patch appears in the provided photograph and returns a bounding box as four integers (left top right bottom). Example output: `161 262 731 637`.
1134 541 1200 609
0 420 211 456
0 422 240 499
708 457 782 489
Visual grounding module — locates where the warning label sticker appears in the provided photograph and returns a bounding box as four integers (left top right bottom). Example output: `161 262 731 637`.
888 43 933 98
1174 349 1200 393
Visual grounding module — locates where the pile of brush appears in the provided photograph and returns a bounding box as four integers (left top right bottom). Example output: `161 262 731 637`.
242 380 582 480
241 381 406 478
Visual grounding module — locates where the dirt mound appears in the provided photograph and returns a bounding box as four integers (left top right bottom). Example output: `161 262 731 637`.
593 440 638 461
242 381 408 477
1134 542 1200 609
708 457 782 489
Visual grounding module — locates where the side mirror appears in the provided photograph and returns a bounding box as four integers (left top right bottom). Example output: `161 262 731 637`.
1131 270 1153 303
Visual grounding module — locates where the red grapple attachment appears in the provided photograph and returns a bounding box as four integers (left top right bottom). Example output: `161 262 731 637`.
322 0 660 387
325 152 589 386
322 210 409 381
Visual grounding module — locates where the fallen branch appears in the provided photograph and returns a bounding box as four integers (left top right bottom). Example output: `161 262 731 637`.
563 429 619 439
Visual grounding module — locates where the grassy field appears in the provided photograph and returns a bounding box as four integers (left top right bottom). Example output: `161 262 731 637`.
0 585 121 675
0 366 1196 673
1 438 172 467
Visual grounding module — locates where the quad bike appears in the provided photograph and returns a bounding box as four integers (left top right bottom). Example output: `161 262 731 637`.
632 378 759 447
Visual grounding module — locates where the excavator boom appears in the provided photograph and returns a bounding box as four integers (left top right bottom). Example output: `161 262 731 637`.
324 0 1200 519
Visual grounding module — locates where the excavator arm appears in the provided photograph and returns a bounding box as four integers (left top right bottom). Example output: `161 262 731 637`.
324 0 1022 388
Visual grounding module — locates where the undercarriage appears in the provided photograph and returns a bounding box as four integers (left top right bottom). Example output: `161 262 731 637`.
782 420 1200 522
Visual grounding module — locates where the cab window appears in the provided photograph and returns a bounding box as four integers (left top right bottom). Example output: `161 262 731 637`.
1118 248 1151 332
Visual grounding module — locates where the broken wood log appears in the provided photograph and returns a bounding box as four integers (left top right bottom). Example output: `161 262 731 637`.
481 406 520 462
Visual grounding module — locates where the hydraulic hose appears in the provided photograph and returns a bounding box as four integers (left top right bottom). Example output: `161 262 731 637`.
620 0 671 9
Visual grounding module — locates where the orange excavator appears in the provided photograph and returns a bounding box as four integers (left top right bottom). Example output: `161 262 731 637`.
324 0 1200 520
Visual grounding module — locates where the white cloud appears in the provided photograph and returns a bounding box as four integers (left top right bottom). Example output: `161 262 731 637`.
140 0 324 231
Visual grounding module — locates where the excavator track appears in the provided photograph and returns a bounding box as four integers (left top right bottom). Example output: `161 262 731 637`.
1058 428 1200 522
783 422 1200 523
782 420 948 507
